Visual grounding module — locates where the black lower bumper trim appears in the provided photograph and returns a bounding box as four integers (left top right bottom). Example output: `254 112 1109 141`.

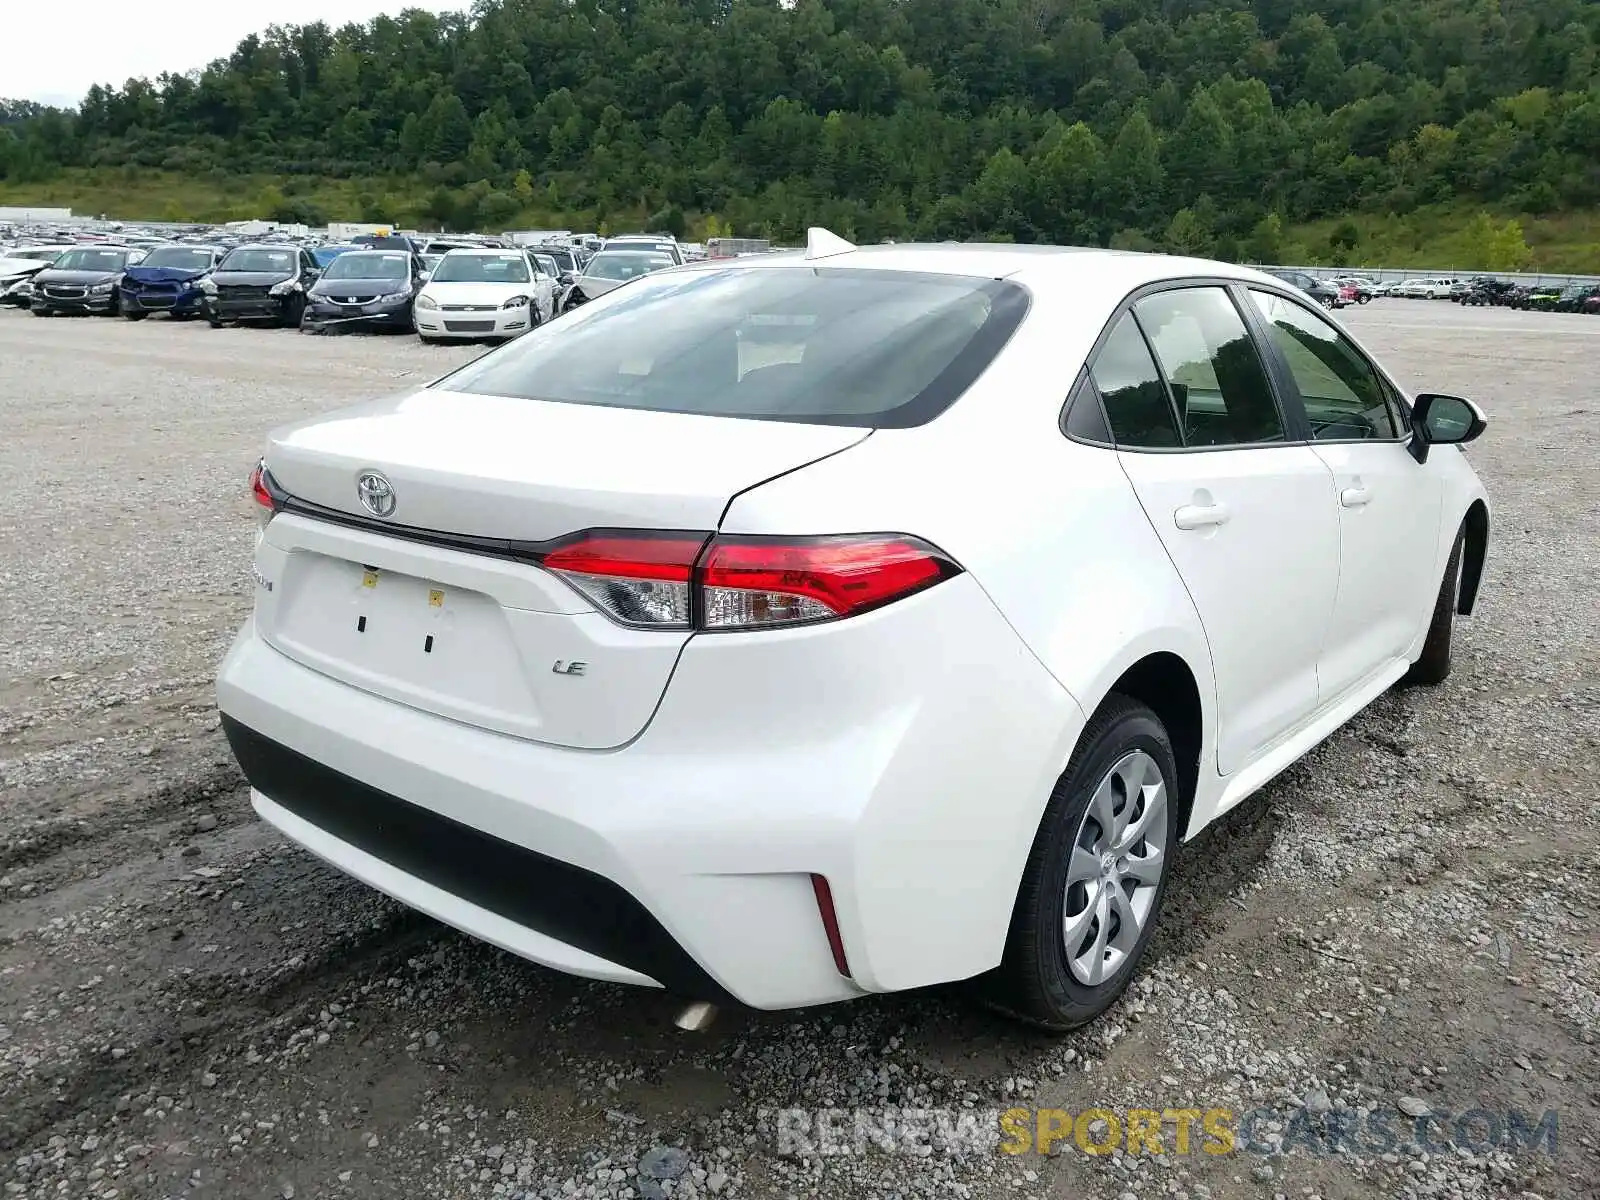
220 716 735 1004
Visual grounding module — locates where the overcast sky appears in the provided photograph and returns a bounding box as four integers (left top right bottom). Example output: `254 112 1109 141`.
8 1 473 108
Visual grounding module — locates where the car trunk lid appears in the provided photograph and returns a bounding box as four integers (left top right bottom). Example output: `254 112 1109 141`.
252 389 870 748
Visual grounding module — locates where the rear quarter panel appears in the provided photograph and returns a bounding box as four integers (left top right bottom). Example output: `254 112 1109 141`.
720 277 1218 856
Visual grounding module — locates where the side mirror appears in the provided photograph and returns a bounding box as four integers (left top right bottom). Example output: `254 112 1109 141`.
1408 393 1487 464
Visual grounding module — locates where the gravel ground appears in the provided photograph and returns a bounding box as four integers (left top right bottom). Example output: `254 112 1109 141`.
0 303 1596 1200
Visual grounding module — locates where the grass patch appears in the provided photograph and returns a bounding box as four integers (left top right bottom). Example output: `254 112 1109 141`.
1283 204 1600 275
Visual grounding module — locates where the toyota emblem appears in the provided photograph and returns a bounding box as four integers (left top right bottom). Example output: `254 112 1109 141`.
356 470 396 518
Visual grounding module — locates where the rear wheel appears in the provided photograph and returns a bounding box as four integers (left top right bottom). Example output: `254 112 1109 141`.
1401 529 1464 687
984 696 1178 1030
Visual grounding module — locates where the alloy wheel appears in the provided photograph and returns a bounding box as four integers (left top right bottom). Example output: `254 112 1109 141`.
1062 749 1169 986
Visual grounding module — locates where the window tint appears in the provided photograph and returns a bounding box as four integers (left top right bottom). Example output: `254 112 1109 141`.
1089 314 1180 447
1135 288 1285 446
1249 290 1398 440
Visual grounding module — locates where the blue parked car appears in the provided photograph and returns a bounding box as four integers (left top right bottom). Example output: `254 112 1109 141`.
119 245 224 320
312 244 362 269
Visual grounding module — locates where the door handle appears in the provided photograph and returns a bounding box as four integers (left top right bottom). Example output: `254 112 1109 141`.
1173 502 1230 530
1340 486 1372 508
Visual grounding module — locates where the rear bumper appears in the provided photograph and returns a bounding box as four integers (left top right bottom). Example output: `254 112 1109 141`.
224 716 732 1000
216 573 1083 1009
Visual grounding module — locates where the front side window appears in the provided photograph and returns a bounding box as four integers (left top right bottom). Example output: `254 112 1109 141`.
438 266 1027 428
1134 287 1285 447
1249 290 1398 440
1089 314 1180 448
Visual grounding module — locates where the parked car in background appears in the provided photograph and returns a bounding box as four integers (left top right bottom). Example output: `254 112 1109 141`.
535 244 585 282
1330 276 1374 303
1515 284 1563 311
201 245 322 328
220 238 1491 1030
312 244 362 270
117 244 222 320
602 234 684 265
1264 269 1344 309
301 249 427 334
1392 277 1456 299
30 245 147 316
1553 284 1599 313
558 248 677 313
1459 278 1515 307
351 232 420 253
413 248 553 342
0 244 70 307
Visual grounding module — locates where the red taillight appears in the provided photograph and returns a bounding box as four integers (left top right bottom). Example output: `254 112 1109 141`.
540 531 708 629
249 461 274 510
699 534 955 630
810 874 851 978
536 530 960 631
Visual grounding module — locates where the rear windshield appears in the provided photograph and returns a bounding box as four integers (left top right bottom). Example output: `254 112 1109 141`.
438 267 1029 428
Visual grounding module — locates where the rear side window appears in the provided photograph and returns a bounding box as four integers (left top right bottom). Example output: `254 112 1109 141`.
1135 287 1286 447
439 267 1030 428
1089 315 1180 447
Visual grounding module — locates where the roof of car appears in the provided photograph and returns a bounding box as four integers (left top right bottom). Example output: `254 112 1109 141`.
666 241 1284 293
440 247 525 255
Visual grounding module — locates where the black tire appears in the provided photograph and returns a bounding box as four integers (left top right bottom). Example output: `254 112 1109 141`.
1401 530 1464 687
207 314 224 328
104 291 122 317
417 333 438 344
123 310 147 321
281 294 306 329
984 695 1179 1030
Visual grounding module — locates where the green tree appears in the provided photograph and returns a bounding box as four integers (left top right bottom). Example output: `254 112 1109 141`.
1245 212 1284 263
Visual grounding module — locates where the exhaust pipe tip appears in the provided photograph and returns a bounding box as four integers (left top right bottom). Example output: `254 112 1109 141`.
673 1000 718 1032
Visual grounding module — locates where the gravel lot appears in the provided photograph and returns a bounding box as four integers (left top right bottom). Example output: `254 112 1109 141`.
1 303 1596 1200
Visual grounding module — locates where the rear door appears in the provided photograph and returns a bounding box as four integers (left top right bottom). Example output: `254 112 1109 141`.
1096 285 1340 776
1245 288 1443 701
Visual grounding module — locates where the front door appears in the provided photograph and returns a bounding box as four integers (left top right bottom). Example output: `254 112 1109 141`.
1245 289 1444 702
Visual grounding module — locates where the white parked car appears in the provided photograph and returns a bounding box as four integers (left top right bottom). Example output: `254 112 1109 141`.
413 248 557 342
1394 277 1456 299
219 232 1491 1029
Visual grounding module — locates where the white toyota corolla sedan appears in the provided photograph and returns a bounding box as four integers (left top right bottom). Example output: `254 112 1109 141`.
218 232 1490 1029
